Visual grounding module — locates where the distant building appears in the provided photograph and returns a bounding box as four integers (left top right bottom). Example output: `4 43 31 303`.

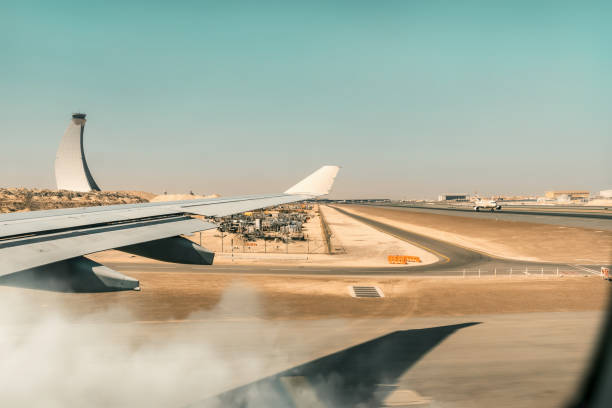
438 194 469 202
544 190 590 201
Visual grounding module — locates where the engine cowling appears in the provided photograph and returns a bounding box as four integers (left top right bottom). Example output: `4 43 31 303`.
118 236 215 265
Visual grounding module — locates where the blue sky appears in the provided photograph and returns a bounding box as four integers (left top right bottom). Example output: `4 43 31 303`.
1 1 610 198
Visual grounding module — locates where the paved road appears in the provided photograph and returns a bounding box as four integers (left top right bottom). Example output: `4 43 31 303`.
109 262 600 278
332 206 608 275
362 203 612 231
106 207 609 279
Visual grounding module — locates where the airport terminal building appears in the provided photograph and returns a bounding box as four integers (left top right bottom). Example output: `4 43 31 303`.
438 194 469 202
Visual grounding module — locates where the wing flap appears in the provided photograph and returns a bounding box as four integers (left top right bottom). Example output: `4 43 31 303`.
0 206 183 239
0 194 300 239
0 165 340 284
0 217 216 277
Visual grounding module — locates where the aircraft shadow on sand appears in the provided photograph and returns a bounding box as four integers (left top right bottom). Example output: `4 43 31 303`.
190 322 480 408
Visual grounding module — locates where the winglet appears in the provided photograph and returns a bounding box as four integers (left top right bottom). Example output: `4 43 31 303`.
285 165 340 196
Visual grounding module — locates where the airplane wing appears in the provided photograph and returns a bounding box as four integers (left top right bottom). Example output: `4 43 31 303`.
0 165 340 292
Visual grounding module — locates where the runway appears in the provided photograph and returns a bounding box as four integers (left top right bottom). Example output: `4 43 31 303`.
364 203 612 231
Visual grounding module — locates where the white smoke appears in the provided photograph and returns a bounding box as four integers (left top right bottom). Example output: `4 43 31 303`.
0 283 301 408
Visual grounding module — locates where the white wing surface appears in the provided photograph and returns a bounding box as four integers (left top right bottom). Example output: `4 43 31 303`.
0 166 340 292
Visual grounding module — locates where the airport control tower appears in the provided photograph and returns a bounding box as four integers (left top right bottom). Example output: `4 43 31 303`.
54 113 101 192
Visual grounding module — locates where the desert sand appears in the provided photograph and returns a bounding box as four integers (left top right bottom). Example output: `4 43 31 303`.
2 273 608 322
150 193 220 202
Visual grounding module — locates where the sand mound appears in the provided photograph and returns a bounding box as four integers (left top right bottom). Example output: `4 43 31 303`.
0 188 150 213
116 190 157 201
150 193 220 202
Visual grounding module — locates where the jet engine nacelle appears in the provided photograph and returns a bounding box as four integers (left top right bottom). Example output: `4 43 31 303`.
118 236 215 265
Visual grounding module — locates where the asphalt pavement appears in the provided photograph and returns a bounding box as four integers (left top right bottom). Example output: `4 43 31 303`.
363 203 612 231
106 207 609 279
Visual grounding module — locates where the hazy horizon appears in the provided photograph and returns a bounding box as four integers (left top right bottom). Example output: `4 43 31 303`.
2 1 610 199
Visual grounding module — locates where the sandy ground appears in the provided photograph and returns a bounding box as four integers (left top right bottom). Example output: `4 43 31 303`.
1 272 609 407
6 273 608 322
588 198 612 206
340 204 612 264
316 205 437 266
9 205 609 407
91 205 437 267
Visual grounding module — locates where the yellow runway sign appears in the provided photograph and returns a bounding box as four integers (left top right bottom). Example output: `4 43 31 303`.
388 255 421 264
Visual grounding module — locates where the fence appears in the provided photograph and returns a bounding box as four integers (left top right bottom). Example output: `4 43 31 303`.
215 236 329 255
420 266 603 278
319 207 333 254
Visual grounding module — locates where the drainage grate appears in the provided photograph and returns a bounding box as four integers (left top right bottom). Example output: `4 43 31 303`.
350 286 384 298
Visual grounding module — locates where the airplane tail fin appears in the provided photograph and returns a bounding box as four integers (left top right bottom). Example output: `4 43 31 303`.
285 165 340 196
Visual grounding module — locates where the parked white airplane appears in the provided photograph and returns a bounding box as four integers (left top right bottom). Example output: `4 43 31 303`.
473 198 502 212
0 165 340 292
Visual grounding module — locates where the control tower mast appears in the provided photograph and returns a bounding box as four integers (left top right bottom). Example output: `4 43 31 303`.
55 113 101 192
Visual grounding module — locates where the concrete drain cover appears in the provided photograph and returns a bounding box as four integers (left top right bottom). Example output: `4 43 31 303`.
350 286 384 298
